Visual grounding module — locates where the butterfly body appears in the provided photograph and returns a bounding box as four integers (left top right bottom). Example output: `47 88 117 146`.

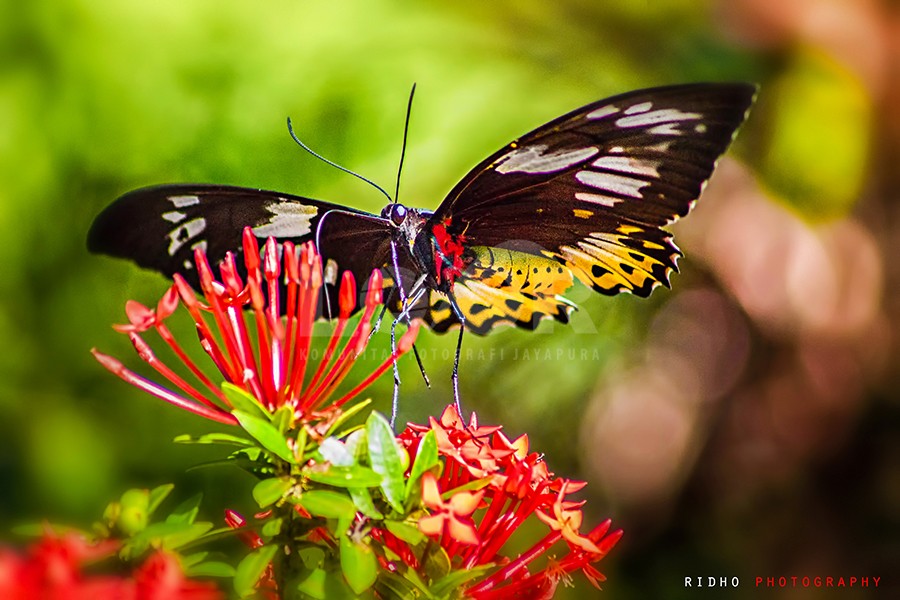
89 83 756 337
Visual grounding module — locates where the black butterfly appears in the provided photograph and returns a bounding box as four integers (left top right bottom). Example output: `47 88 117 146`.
89 83 756 399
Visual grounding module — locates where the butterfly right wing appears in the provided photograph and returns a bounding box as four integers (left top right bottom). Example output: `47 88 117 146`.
87 184 395 316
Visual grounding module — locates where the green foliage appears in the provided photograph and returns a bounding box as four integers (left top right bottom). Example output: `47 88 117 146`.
234 545 278 598
366 412 408 514
340 534 378 595
759 48 870 219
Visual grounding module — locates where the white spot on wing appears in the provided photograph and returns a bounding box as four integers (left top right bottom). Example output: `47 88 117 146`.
167 217 206 256
615 108 701 128
592 155 661 178
182 240 207 270
624 101 653 115
576 170 650 199
324 259 339 285
169 195 200 208
251 201 319 238
587 104 619 120
495 145 599 174
649 123 684 136
162 210 187 224
575 192 623 207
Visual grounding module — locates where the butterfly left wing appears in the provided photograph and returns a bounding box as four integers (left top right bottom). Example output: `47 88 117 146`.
422 83 756 332
87 184 395 317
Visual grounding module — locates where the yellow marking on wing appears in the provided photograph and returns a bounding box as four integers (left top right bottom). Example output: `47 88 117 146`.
617 225 644 235
425 246 577 334
573 209 594 219
556 233 669 296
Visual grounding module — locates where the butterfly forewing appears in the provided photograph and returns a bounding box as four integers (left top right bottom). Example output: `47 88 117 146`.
87 184 393 316
427 83 756 317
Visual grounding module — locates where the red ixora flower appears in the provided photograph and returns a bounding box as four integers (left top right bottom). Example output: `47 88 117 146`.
396 405 623 598
92 229 418 424
0 530 222 600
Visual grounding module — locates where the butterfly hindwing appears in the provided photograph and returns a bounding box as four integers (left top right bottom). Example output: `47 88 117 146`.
407 246 576 334
429 83 756 318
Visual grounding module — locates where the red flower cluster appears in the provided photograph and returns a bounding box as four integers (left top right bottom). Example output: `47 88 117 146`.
394 405 623 598
90 236 621 598
93 228 417 425
0 531 221 600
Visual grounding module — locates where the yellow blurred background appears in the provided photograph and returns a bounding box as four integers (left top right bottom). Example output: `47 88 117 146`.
1 0 897 597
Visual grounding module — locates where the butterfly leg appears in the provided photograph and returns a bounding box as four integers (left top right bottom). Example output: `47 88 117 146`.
389 282 427 426
445 290 467 416
371 288 430 388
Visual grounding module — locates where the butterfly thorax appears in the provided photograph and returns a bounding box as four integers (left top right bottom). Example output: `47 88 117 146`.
383 202 469 294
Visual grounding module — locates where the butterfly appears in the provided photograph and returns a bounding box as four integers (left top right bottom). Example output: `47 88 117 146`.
88 83 756 401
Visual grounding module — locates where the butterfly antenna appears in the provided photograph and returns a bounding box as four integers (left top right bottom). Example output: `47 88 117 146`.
393 83 416 205
287 117 393 204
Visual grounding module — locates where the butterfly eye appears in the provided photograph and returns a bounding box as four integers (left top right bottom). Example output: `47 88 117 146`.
384 204 407 226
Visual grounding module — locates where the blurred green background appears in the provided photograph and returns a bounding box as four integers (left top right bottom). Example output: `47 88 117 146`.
2 0 898 597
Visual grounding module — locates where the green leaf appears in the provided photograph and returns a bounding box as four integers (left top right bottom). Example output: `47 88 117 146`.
366 412 405 513
124 521 213 556
327 398 372 437
305 465 383 488
234 410 295 463
298 546 326 570
180 551 208 568
174 432 253 446
234 544 277 598
295 568 328 600
272 405 293 433
421 543 452 583
166 494 201 526
374 571 428 600
295 568 356 599
147 484 174 516
222 383 270 420
295 426 309 458
186 560 235 578
431 564 494 597
345 429 367 460
340 534 377 594
349 487 383 520
295 490 356 529
165 493 202 525
405 430 439 501
252 476 294 508
261 517 283 538
384 520 425 546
